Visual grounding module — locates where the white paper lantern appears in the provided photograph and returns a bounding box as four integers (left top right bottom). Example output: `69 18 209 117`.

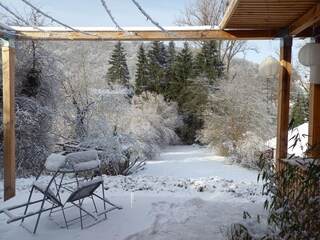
259 56 280 78
298 43 320 84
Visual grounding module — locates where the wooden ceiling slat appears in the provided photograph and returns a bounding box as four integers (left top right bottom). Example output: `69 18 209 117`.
220 0 320 37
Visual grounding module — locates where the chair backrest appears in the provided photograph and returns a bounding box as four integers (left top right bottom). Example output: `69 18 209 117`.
45 150 100 173
62 150 100 172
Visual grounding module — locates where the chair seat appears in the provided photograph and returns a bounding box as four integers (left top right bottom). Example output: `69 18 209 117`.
66 177 103 202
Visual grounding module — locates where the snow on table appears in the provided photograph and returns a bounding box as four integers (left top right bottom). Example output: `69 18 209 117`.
0 145 266 240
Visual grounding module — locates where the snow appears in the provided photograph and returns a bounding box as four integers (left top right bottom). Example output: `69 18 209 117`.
266 122 309 157
0 145 265 239
45 153 66 172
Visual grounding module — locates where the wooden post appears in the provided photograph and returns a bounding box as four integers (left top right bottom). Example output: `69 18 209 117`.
308 39 320 158
1 39 16 200
276 36 292 172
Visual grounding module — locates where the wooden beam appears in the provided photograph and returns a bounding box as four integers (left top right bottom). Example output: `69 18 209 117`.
219 0 240 29
0 27 280 41
289 2 320 36
276 36 292 172
308 39 320 158
308 84 320 157
1 39 16 201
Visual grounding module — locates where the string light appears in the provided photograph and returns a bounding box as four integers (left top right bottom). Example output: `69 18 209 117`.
100 0 124 31
131 0 184 40
21 0 105 39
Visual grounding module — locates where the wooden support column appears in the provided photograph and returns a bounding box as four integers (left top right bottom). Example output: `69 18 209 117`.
308 39 320 158
276 36 292 172
1 39 16 200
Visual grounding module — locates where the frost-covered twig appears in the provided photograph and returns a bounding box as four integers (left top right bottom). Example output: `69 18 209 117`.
123 155 146 175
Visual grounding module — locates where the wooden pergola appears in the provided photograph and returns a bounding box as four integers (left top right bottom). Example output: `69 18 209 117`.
1 0 320 200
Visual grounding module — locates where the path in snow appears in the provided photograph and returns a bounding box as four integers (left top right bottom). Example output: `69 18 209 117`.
143 145 258 182
0 145 265 240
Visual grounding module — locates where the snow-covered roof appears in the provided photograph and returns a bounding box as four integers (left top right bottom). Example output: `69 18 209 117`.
266 123 309 157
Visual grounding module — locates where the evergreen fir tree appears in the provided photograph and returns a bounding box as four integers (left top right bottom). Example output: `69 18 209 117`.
290 93 309 129
147 41 167 93
134 43 149 94
164 41 177 100
106 41 130 87
195 41 223 84
175 42 194 91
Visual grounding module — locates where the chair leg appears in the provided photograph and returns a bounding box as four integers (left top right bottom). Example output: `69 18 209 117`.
79 198 83 229
21 186 35 224
33 196 47 234
101 181 107 219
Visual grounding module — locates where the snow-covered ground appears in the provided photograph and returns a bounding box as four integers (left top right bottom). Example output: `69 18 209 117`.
0 145 265 240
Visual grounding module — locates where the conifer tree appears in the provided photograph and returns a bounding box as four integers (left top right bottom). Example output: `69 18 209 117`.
106 41 130 87
195 41 223 84
175 42 194 90
290 93 309 129
147 41 167 93
134 43 149 94
165 41 178 100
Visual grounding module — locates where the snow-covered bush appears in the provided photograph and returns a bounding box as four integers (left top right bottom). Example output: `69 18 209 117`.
57 86 181 175
202 60 273 169
128 92 182 159
0 97 54 178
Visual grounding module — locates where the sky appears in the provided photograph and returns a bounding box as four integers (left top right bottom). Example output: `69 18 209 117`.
0 0 309 65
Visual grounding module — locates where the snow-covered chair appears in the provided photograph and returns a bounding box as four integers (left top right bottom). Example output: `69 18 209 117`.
0 150 122 233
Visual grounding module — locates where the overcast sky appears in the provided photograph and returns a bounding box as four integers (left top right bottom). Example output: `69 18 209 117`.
0 0 307 64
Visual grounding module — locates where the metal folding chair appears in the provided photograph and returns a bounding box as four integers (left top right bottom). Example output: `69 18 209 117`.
0 150 122 233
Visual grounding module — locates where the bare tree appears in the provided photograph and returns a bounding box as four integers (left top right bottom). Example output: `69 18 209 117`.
57 45 94 141
176 0 258 73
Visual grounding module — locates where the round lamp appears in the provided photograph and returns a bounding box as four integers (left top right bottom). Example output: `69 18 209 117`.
259 56 280 78
298 43 320 84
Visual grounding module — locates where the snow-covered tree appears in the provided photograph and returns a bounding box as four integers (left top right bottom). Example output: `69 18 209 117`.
0 10 59 177
202 59 272 168
176 0 257 73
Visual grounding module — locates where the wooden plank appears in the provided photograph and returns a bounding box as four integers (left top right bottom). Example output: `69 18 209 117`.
219 0 241 29
276 37 292 172
1 40 16 201
0 29 280 41
289 2 320 35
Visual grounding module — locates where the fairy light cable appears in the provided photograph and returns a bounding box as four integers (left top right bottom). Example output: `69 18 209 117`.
21 0 105 39
100 0 124 31
131 0 184 39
